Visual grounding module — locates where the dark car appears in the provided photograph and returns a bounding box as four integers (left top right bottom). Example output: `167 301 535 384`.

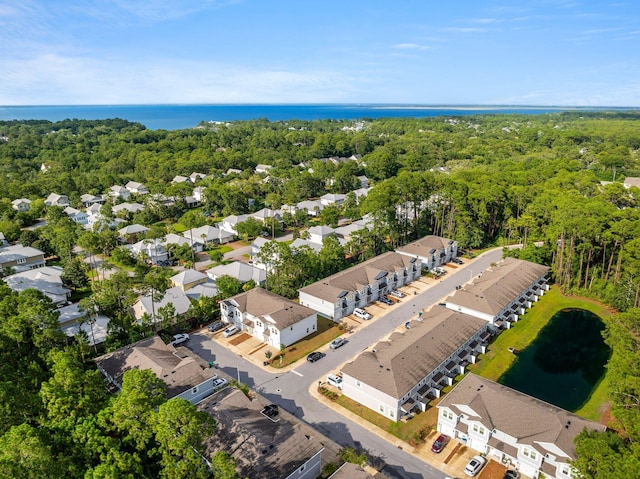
452 257 464 265
503 471 520 479
379 296 394 306
431 434 450 453
306 352 325 363
207 321 225 332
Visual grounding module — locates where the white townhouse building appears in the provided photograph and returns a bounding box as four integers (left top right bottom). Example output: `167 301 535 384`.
220 288 317 350
437 374 606 479
95 336 218 405
298 251 422 321
341 308 491 422
395 234 458 270
445 257 550 329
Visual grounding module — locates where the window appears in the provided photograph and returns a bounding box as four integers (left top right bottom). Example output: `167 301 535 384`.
443 410 454 420
390 410 395 418
17 258 26 264
472 424 486 435
560 465 571 477
356 380 361 387
523 448 538 461
299 464 305 473
192 387 198 393
379 404 384 413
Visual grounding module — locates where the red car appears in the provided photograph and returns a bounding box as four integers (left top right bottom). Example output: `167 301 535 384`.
431 434 450 453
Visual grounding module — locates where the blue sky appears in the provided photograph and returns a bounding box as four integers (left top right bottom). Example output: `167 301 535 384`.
1 0 639 106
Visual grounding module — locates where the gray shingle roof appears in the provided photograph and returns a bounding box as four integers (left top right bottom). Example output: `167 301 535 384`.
396 235 454 256
446 257 549 316
341 308 487 398
439 374 606 459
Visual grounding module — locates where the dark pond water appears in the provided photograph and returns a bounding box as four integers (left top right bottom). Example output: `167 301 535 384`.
499 308 610 411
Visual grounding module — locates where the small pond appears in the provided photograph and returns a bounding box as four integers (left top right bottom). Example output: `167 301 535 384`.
499 308 610 411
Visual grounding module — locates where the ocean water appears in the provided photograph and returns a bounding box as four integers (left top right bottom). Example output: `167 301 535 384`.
0 104 630 131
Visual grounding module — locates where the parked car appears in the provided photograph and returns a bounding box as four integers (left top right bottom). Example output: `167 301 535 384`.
431 434 450 453
326 374 343 389
170 333 189 345
306 351 325 363
223 326 239 338
452 257 464 265
207 321 225 332
353 308 372 320
330 338 346 350
464 455 487 477
503 470 520 479
212 378 228 389
389 290 405 299
378 296 394 306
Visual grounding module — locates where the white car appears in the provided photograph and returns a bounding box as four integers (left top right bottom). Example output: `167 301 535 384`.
223 326 239 338
327 374 343 390
464 455 487 477
389 290 405 299
170 333 189 345
212 378 228 389
330 338 346 350
353 308 372 320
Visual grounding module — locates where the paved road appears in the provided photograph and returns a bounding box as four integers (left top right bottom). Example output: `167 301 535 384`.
187 248 504 478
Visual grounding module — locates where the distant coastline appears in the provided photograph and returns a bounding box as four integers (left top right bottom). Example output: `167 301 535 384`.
0 104 637 131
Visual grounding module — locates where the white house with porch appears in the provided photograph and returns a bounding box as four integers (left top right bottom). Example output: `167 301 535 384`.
437 374 606 479
298 251 421 321
340 308 490 422
220 288 317 349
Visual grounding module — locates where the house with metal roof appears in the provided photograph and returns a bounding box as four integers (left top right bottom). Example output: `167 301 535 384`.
132 286 192 324
437 374 606 479
444 257 550 329
341 308 491 421
298 251 421 321
220 288 317 349
198 387 326 479
208 260 266 286
0 244 46 273
4 265 70 305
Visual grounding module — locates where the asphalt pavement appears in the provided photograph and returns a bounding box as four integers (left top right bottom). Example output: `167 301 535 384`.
186 247 504 479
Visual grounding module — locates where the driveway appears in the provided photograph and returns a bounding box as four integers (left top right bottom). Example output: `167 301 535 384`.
186 248 504 478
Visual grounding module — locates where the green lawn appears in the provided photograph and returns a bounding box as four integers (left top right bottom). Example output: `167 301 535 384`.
206 245 233 255
468 285 613 422
270 316 343 368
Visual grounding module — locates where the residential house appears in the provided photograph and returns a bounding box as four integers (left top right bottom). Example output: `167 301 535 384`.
192 186 206 202
444 257 550 329
0 244 46 273
296 199 324 216
63 206 88 225
112 202 145 216
255 164 273 174
127 238 169 265
220 287 317 350
198 387 325 479
109 185 131 200
95 335 218 404
80 194 104 207
3 265 70 305
623 177 640 189
44 193 70 207
307 225 336 245
170 269 209 291
171 175 189 184
252 208 282 225
437 374 606 479
132 286 191 324
225 168 242 176
183 225 234 246
356 175 370 189
58 303 110 346
189 172 207 183
208 261 267 287
396 235 458 270
0 233 6 247
341 308 490 421
162 233 203 253
298 251 422 321
219 214 251 235
320 193 346 207
118 224 150 243
333 216 373 241
125 181 149 195
351 187 370 201
11 198 31 212
329 463 389 479
249 237 272 270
